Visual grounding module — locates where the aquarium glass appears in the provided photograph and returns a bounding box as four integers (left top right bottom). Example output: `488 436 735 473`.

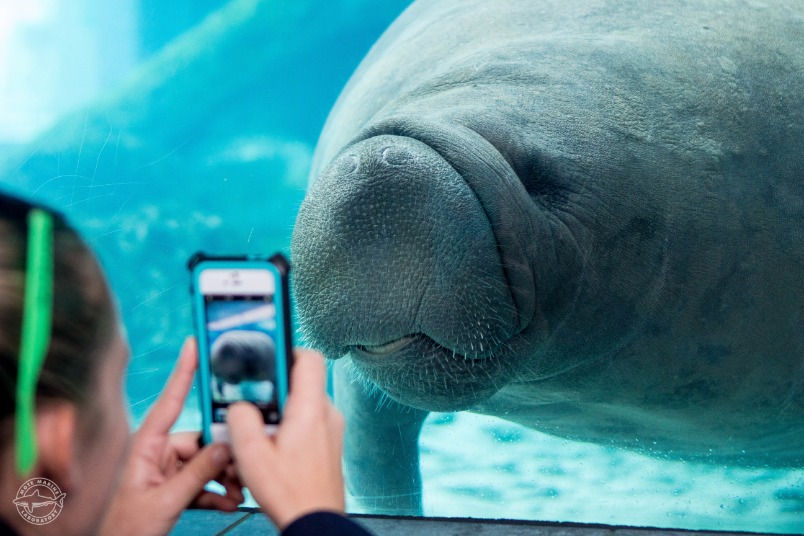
1 1 801 533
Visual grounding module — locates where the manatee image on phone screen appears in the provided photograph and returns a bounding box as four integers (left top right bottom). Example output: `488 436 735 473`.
205 298 278 422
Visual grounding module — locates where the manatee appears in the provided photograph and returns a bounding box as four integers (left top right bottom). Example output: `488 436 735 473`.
290 0 804 514
210 329 276 389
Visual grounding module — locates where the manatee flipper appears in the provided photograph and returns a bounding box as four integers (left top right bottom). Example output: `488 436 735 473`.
333 358 428 515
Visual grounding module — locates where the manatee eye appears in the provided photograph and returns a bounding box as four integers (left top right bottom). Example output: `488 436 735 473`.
357 335 415 356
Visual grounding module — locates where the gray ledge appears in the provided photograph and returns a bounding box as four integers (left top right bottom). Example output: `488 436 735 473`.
170 509 787 536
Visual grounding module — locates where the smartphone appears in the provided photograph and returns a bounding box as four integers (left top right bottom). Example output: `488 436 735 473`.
189 252 292 444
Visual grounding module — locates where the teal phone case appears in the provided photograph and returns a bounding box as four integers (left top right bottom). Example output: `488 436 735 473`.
189 252 292 445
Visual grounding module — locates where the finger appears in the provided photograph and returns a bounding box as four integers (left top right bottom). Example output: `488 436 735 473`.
216 473 245 504
140 337 198 436
280 350 330 426
161 431 204 476
160 442 232 512
328 405 346 461
160 448 180 478
169 431 203 460
192 491 241 512
212 468 245 504
284 349 328 408
226 402 276 485
224 463 242 484
327 403 346 440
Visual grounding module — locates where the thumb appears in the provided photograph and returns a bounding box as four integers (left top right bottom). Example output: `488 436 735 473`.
161 443 231 512
227 402 277 490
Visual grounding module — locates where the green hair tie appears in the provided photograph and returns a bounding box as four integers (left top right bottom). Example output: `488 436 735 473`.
15 208 54 476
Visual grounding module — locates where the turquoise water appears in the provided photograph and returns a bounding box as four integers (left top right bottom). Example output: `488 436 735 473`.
1 1 802 533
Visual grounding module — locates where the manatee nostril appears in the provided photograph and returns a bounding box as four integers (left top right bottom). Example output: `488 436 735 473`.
336 154 359 174
381 145 413 166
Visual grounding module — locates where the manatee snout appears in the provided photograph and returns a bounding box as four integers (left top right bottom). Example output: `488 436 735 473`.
292 134 520 409
211 330 276 384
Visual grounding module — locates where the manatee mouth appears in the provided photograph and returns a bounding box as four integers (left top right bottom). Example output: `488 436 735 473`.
354 331 500 360
355 335 416 356
348 333 510 411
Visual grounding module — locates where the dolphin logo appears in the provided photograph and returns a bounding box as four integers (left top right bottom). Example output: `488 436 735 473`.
13 489 66 515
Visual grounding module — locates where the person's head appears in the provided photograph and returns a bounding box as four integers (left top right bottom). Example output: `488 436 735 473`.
0 192 130 535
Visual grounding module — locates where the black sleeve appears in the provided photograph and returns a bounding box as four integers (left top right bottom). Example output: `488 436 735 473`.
281 512 374 536
0 517 20 536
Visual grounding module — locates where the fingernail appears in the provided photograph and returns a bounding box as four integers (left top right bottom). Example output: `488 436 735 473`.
212 444 230 467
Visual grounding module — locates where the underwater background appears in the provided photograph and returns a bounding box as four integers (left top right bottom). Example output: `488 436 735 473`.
0 0 801 533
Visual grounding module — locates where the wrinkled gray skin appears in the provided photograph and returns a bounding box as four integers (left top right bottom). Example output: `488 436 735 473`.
211 330 276 392
291 0 804 514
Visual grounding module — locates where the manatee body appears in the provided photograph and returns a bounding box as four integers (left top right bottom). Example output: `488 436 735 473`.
291 0 804 513
211 330 276 388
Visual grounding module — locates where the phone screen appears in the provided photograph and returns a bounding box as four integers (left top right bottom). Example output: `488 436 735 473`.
196 266 287 441
204 294 280 424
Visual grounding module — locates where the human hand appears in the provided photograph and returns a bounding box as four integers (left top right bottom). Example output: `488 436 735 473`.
99 338 244 536
227 348 346 530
